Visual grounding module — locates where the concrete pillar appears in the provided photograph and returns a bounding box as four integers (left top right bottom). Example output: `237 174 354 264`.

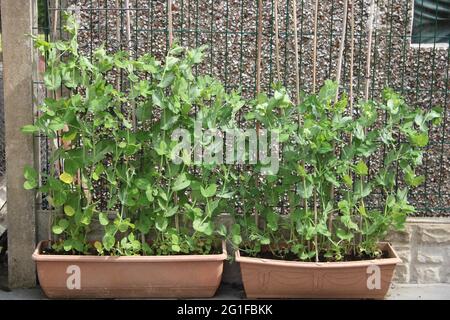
1 0 36 288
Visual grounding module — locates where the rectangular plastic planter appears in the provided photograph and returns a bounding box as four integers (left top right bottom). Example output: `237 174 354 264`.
236 242 401 299
33 240 227 299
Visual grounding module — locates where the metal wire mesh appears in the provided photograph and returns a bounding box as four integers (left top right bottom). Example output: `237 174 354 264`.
33 0 449 216
0 62 4 177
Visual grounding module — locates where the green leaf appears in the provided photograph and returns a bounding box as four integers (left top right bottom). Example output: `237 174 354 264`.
155 216 168 232
171 234 179 244
336 228 354 241
48 119 66 131
266 211 279 232
44 69 62 90
21 125 39 134
24 165 38 181
52 219 69 235
152 91 164 107
102 234 115 251
158 72 175 88
354 181 372 199
217 224 227 237
59 172 74 184
99 212 109 226
64 159 79 175
201 183 217 198
341 215 359 231
409 132 429 147
188 46 206 64
80 211 92 225
23 180 37 190
63 239 72 251
404 166 425 187
145 186 154 202
231 224 242 246
206 200 220 217
297 178 313 199
343 174 353 187
165 56 179 69
62 131 77 143
155 140 168 156
94 241 103 253
136 178 150 190
172 173 191 191
354 124 366 141
318 80 338 104
118 221 129 233
193 219 213 236
164 205 179 217
355 160 368 176
64 205 75 217
161 115 180 130
338 200 350 215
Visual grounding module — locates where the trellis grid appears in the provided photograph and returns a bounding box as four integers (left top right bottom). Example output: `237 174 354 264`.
32 0 449 216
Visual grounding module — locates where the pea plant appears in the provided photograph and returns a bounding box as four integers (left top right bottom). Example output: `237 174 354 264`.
22 14 241 256
232 80 441 261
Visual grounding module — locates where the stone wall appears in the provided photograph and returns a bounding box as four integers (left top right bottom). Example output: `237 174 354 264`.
386 217 450 284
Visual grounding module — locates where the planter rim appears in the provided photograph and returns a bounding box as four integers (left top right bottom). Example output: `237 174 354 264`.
33 240 227 263
235 242 401 268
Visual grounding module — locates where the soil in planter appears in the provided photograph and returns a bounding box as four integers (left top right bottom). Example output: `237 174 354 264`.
40 241 223 256
240 247 389 263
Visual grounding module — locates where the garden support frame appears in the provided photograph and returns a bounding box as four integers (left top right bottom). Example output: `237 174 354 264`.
1 0 37 288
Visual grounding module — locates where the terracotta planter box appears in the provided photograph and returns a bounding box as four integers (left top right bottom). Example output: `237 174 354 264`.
33 240 227 299
236 242 401 299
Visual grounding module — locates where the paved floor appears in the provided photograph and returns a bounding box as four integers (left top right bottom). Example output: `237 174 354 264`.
0 283 449 300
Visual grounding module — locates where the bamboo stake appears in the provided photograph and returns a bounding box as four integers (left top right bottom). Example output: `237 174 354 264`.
364 0 375 101
291 0 308 233
348 0 356 255
360 0 376 246
312 0 319 262
168 0 174 47
49 0 60 243
255 0 263 228
335 0 349 102
349 0 355 121
292 0 300 104
52 0 59 40
328 0 350 236
125 0 132 48
124 0 137 131
312 0 319 93
274 0 281 82
50 0 62 177
115 0 122 90
50 0 59 241
166 0 179 232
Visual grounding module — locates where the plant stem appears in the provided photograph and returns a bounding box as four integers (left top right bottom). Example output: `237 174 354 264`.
314 189 319 262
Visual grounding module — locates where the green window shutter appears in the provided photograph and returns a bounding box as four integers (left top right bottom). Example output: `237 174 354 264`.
411 0 450 44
